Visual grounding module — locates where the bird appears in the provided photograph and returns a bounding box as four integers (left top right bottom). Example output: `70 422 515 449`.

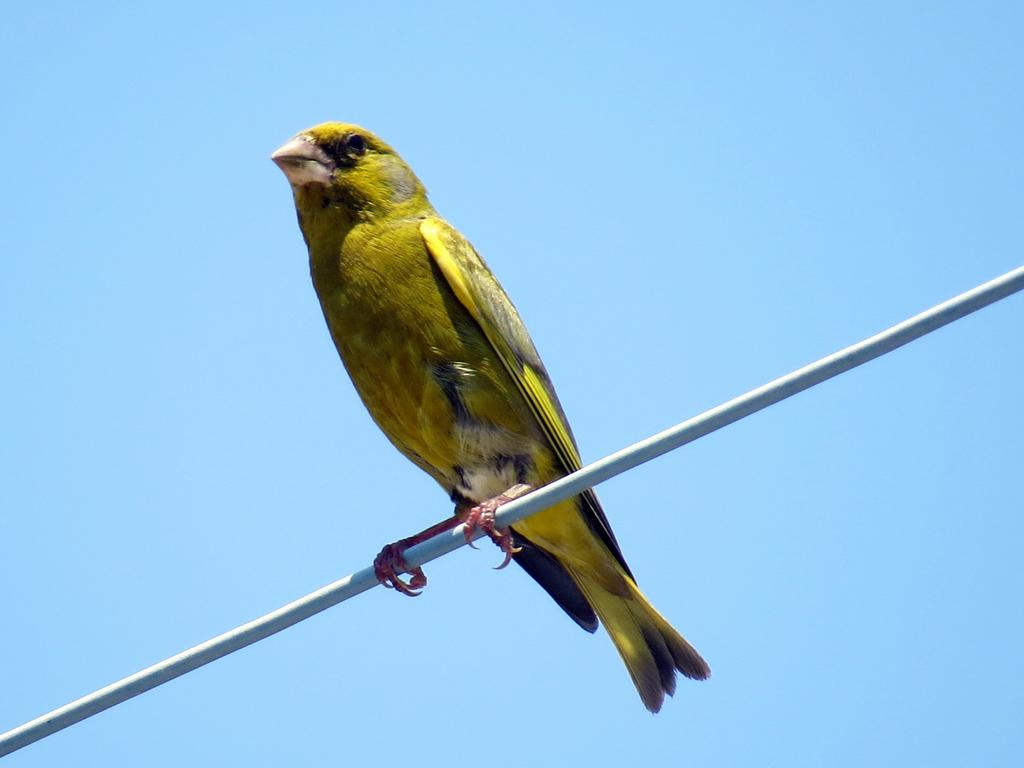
271 122 709 711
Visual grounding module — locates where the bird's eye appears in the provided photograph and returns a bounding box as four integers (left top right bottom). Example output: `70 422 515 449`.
345 134 367 155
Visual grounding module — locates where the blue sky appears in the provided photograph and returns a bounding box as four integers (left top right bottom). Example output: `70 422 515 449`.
2 2 1022 765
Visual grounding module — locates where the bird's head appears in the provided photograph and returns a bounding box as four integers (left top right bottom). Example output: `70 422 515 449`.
271 122 428 223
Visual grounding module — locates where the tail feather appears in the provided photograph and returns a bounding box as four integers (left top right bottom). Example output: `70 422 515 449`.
573 569 710 713
511 530 598 633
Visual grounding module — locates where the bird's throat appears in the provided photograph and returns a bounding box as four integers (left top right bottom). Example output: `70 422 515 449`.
294 188 358 281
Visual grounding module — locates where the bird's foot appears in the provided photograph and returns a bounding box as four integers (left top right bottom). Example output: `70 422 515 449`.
462 483 532 569
373 539 428 596
373 516 462 596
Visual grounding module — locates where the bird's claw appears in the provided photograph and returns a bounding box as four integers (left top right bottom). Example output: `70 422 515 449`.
373 541 427 597
493 530 520 570
462 484 530 568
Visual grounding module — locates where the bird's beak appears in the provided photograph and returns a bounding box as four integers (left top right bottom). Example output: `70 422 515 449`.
271 135 335 187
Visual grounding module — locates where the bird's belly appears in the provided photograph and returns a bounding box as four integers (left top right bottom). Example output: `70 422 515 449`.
322 279 545 500
342 344 459 479
340 335 539 499
449 421 534 503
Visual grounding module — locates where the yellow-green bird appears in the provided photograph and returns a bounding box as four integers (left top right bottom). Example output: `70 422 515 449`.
271 122 709 712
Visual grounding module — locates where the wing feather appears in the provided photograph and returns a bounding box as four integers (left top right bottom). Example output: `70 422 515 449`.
420 217 632 577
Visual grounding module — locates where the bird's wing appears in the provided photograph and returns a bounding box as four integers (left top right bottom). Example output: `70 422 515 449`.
420 217 633 577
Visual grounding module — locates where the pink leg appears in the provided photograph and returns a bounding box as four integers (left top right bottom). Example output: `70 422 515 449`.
373 516 460 596
462 483 532 569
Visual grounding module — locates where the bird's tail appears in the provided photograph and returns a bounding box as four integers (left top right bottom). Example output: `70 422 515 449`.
572 568 710 712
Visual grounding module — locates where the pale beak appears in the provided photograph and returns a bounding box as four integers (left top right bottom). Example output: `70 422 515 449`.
271 135 335 187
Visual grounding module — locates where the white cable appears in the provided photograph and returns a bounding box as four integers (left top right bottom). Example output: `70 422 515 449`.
2 264 1022 757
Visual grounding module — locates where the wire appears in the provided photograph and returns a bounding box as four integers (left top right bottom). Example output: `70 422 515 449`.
2 264 1022 757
